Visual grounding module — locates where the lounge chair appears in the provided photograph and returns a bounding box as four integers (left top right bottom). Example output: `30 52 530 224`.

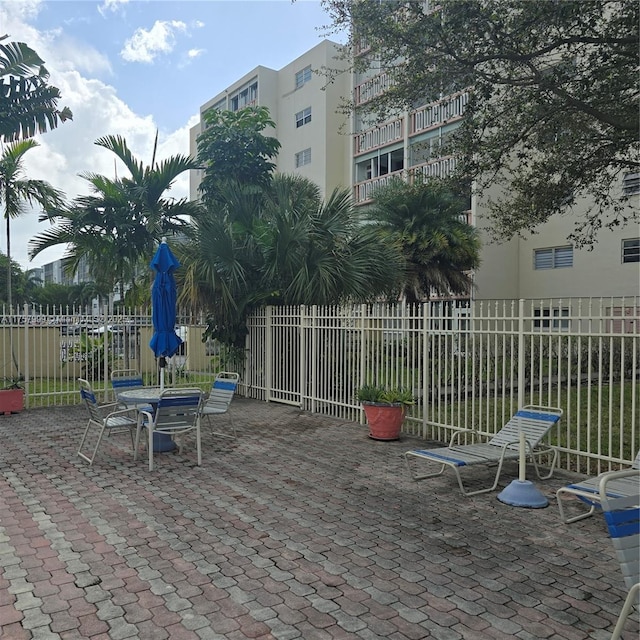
404 405 563 496
556 450 640 524
601 483 640 640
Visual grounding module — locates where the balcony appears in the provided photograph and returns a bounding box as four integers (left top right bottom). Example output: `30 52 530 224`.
354 170 405 204
410 91 469 136
354 72 395 106
354 118 404 155
409 156 458 181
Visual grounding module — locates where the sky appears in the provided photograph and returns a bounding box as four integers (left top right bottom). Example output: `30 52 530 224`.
0 0 345 270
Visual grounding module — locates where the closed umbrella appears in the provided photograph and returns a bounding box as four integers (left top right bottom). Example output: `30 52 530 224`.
149 238 182 391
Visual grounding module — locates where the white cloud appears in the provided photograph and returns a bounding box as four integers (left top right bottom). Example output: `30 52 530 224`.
187 48 204 59
120 20 187 64
97 0 129 17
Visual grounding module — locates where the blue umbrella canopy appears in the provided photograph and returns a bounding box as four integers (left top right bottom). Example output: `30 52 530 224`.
149 239 183 364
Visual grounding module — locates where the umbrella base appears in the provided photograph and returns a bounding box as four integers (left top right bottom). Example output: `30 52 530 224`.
153 432 176 453
497 480 549 508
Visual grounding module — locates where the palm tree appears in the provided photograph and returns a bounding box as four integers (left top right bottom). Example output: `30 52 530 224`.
30 134 202 304
179 174 403 347
0 36 72 142
366 178 480 303
0 139 65 307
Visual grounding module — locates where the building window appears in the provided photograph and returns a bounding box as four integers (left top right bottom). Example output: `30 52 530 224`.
534 246 573 270
295 107 312 128
622 238 640 263
622 172 640 196
533 308 570 331
295 65 312 89
295 148 311 168
230 81 258 112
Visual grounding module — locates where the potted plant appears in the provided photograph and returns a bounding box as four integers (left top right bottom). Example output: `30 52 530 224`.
0 376 25 415
356 384 414 441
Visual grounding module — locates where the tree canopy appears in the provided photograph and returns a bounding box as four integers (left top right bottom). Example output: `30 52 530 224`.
29 134 201 302
366 178 480 303
195 106 281 204
0 36 72 142
321 0 639 246
180 174 403 347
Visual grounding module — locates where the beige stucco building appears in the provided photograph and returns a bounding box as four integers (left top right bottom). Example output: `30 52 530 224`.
190 40 639 302
189 40 352 201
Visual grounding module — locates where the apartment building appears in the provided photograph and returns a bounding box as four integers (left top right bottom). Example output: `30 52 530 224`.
189 40 352 201
191 39 639 302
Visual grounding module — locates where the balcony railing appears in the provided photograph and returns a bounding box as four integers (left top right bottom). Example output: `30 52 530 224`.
354 170 405 204
410 91 469 135
354 118 404 155
409 156 458 180
354 72 395 106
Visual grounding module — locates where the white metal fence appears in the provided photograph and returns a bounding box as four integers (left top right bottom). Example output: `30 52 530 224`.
243 298 639 475
2 297 638 474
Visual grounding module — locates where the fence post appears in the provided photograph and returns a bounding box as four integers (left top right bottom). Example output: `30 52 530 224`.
422 302 430 438
299 305 306 410
265 306 273 402
518 299 525 409
23 303 29 408
310 305 317 414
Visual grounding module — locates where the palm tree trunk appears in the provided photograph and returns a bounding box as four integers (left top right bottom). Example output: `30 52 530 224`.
6 212 11 308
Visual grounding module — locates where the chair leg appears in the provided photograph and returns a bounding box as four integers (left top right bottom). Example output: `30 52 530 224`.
78 423 107 466
196 423 202 466
148 426 155 471
611 582 639 640
556 488 597 524
206 411 236 439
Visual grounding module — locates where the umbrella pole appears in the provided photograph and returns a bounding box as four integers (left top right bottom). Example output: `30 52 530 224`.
159 357 166 391
497 430 549 508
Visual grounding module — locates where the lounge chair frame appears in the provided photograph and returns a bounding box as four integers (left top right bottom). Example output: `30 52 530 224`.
404 405 562 496
556 451 640 524
601 481 640 640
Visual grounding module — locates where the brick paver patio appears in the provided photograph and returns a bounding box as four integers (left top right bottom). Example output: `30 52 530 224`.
0 398 637 639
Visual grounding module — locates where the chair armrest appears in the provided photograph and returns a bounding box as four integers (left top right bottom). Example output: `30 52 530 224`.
105 406 138 420
599 468 640 500
137 409 154 424
449 428 487 446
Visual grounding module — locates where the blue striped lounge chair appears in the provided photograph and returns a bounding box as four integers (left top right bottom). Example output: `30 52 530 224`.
601 484 640 640
404 405 563 496
556 450 640 524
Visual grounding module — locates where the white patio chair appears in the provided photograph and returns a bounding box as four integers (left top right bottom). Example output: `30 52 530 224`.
134 388 203 471
404 405 563 496
110 369 152 412
77 378 137 466
556 450 640 524
201 371 240 438
601 483 640 640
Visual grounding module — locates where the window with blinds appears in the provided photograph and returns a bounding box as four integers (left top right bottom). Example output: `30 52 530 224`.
534 246 573 269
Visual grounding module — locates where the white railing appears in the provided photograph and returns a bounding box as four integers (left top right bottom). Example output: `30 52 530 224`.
2 298 638 473
244 299 639 474
353 170 405 204
355 118 404 155
354 72 394 106
410 156 458 180
410 91 469 135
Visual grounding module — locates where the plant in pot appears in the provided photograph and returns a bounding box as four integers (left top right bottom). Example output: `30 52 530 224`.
356 384 414 441
0 375 25 415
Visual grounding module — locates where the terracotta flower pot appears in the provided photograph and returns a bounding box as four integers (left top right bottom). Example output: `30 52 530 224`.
0 388 24 415
362 402 405 440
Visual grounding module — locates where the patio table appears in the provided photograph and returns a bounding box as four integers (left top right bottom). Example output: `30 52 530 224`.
118 386 176 453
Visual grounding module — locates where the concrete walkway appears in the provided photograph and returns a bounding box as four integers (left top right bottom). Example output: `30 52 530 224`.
0 398 637 640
